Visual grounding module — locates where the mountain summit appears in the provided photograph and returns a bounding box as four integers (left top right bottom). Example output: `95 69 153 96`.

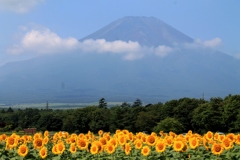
80 16 193 47
0 16 239 104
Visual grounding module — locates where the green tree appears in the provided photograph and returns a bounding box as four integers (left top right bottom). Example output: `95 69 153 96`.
191 102 224 134
132 98 142 107
222 94 240 132
173 98 201 131
153 117 184 134
99 98 107 108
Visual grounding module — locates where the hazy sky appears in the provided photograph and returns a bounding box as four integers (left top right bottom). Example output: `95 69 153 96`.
1 0 240 65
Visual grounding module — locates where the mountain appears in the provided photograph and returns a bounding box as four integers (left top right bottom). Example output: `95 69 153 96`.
80 16 193 47
0 16 239 104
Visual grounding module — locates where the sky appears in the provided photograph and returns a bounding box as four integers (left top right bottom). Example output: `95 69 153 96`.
1 0 240 65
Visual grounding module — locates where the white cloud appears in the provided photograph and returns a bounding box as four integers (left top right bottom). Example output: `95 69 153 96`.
7 27 175 60
7 29 79 55
184 37 222 49
155 45 173 57
79 39 141 54
0 0 43 13
196 37 222 48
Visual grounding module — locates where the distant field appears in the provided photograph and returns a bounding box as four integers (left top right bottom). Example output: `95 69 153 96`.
0 102 125 109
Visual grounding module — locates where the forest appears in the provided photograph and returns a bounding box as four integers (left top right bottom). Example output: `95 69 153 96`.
0 94 240 135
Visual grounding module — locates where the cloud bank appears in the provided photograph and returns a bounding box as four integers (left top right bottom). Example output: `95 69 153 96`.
0 0 43 13
7 27 224 60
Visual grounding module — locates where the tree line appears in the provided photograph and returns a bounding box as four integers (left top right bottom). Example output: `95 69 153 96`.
0 94 240 134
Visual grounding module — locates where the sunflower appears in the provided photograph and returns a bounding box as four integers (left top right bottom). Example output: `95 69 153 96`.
56 141 65 154
69 143 77 154
165 136 173 146
125 143 131 155
127 132 134 142
211 143 224 155
43 136 49 145
118 135 127 146
18 144 28 157
68 136 76 144
134 139 142 150
99 137 108 146
98 130 103 136
222 137 233 150
95 141 104 153
33 133 42 139
235 134 240 145
105 143 115 154
146 135 156 146
103 133 111 141
1 134 7 141
173 140 184 152
141 146 150 156
33 138 44 149
109 138 118 148
77 138 88 150
205 131 213 141
39 146 47 159
90 143 99 155
189 137 199 149
226 133 235 142
52 144 58 155
155 140 166 153
141 135 147 144
44 131 49 137
6 136 17 149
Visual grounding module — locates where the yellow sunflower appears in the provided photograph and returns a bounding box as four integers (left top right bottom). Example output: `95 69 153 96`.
105 143 115 154
173 140 184 152
43 136 49 145
205 131 213 141
44 130 49 137
56 141 65 154
134 139 142 150
155 140 166 153
98 130 103 136
235 134 240 145
99 137 108 146
109 138 118 148
39 146 47 159
18 144 28 157
69 143 77 154
222 137 233 150
125 143 131 155
118 135 127 146
211 143 224 155
33 138 44 149
146 135 156 146
189 137 199 149
6 136 17 149
90 143 99 155
52 144 58 155
141 146 150 156
76 138 89 150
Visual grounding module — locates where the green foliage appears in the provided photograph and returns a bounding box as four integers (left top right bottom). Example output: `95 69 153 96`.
153 117 185 134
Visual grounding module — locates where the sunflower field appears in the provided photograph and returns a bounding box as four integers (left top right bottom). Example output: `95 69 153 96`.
1 130 240 160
